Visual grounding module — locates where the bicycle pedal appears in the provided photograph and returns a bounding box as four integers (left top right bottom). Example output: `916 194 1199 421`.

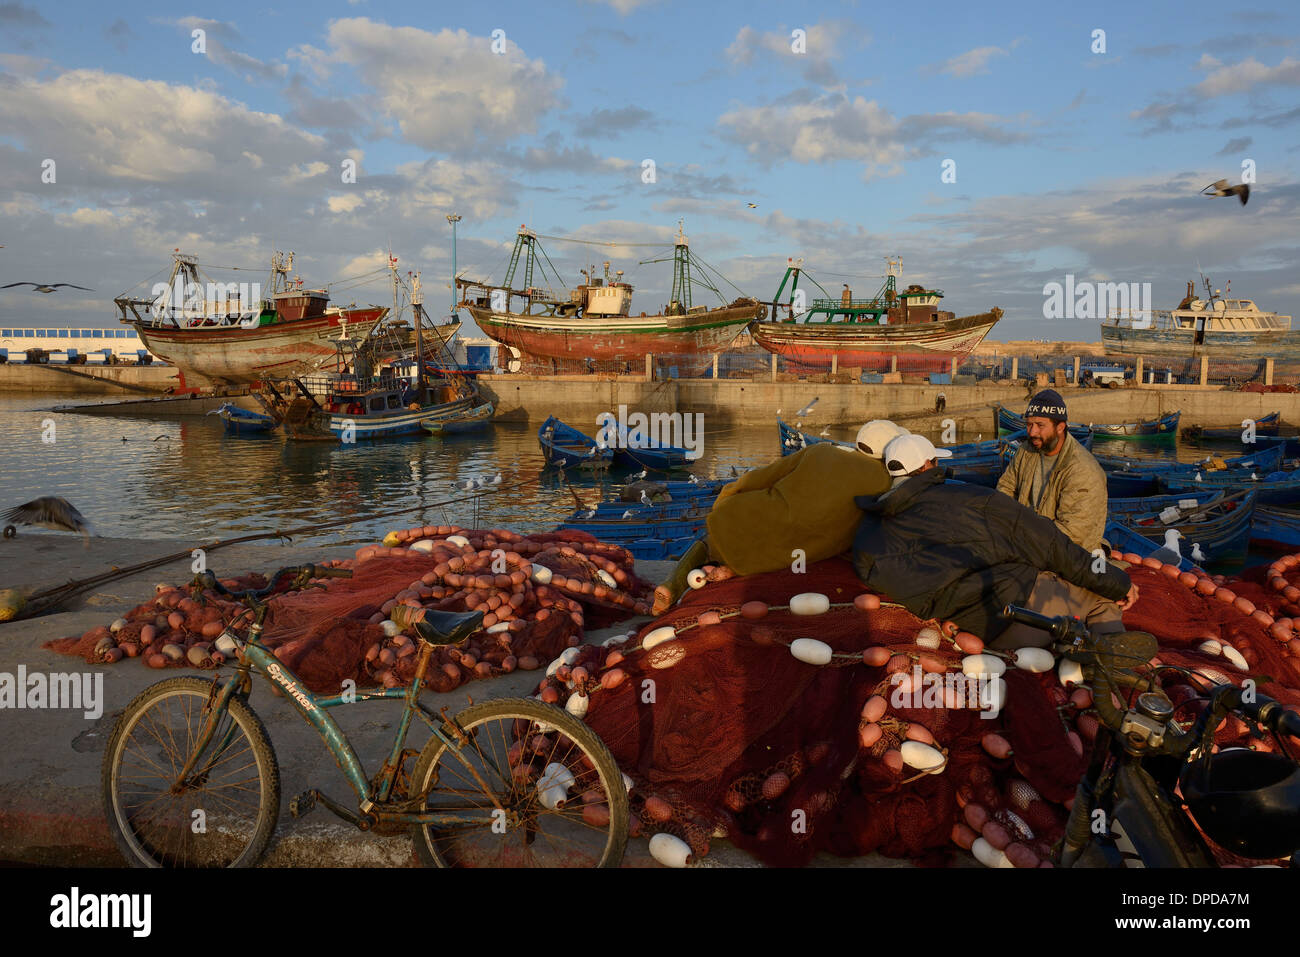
289 790 318 818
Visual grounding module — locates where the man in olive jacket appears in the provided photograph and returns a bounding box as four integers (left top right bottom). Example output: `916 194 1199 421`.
854 434 1137 648
996 390 1109 554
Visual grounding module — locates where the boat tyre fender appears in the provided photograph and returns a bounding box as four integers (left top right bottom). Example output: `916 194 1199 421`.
3 525 14 539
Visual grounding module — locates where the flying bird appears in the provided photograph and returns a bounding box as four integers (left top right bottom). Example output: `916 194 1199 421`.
3 497 92 547
819 427 830 437
1 282 93 294
796 397 820 418
747 203 758 209
1201 179 1249 205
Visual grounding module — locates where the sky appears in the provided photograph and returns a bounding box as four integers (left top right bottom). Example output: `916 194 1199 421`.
1 0 1298 341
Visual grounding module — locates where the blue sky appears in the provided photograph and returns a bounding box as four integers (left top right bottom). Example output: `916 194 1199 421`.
1 0 1298 340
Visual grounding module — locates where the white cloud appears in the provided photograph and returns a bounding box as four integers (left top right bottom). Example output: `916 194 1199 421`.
936 45 1009 78
291 19 563 151
1193 55 1300 98
327 194 364 213
175 17 288 83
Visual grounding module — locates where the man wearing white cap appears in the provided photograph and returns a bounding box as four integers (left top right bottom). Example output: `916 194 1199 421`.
650 419 905 612
852 433 1138 648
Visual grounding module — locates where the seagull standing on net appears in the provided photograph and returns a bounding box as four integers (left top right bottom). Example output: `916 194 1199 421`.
1149 528 1184 565
2 497 93 547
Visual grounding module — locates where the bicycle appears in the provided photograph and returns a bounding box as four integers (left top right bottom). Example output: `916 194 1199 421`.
1000 605 1300 867
101 563 629 867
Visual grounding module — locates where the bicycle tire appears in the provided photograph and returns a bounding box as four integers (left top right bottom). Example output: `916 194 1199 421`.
101 676 280 867
410 697 628 867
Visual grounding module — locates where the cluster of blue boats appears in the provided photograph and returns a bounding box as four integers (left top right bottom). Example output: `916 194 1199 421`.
779 409 1300 569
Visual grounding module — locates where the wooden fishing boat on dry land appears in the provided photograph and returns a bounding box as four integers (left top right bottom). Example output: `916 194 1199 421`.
460 224 761 375
1101 274 1297 360
751 258 1001 372
114 250 393 386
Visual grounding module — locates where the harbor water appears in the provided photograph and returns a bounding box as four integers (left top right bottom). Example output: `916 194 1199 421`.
0 394 1278 570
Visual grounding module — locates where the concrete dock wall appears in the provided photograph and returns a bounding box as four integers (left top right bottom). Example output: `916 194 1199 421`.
0 363 178 394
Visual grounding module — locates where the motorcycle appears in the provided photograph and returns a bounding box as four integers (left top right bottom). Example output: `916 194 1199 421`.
1000 605 1300 868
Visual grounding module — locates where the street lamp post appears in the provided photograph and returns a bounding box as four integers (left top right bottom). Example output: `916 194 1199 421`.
446 214 461 318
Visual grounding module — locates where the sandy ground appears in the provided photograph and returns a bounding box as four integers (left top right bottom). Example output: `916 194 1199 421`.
0 532 968 868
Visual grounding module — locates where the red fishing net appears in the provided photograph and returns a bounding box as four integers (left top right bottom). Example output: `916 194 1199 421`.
46 526 653 696
551 554 1300 867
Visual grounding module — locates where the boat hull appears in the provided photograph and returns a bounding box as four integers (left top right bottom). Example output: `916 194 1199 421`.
420 401 494 435
750 310 1001 371
133 307 387 385
467 303 761 367
1101 323 1300 359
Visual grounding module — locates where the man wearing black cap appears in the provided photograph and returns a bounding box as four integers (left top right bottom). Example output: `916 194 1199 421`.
997 389 1109 554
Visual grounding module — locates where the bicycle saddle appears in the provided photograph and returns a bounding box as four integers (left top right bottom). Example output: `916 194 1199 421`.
412 609 485 646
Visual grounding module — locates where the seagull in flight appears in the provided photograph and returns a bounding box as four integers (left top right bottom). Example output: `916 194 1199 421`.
1201 179 1250 206
1 282 93 294
3 497 93 547
796 397 819 418
747 203 758 209
820 427 830 437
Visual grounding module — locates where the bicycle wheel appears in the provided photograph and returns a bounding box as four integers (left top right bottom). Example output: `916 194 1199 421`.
410 697 628 867
101 676 280 867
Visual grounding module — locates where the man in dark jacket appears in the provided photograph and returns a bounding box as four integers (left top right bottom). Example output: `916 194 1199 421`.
853 434 1138 648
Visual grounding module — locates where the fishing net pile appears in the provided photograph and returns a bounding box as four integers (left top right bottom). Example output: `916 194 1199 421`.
46 525 652 695
543 551 1300 868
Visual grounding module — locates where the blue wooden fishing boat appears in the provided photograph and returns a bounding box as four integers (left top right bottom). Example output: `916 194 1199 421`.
1158 470 1300 507
1112 490 1255 561
1109 489 1224 518
1182 412 1281 442
538 416 615 470
1088 409 1180 442
621 534 705 561
209 401 277 434
558 514 708 539
606 423 694 471
1249 503 1300 552
1103 520 1201 573
1098 441 1284 482
420 399 494 435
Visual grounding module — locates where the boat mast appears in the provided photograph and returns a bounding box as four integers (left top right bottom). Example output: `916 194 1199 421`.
447 213 461 318
670 220 691 313
411 266 425 394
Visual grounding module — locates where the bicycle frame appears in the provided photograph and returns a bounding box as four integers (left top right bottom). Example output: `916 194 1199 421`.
173 619 502 829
